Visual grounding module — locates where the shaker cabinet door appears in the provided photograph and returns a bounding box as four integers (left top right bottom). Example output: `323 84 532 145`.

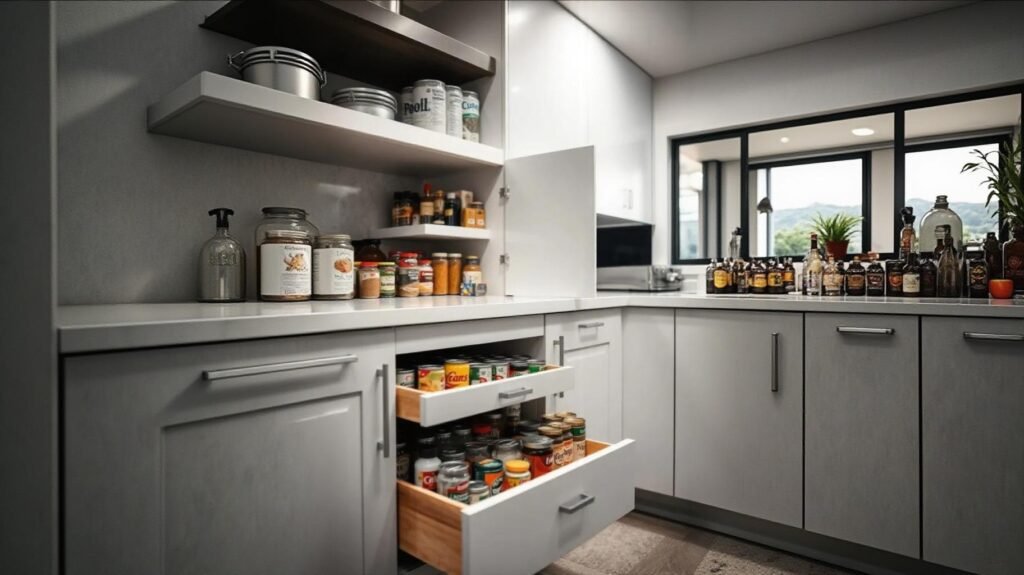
922 317 1024 575
675 310 803 528
804 313 919 558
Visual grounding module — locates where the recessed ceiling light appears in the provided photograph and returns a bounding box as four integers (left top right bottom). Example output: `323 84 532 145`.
851 127 875 137
779 137 790 143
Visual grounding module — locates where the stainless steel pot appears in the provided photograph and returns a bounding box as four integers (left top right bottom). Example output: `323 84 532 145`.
330 87 398 120
228 46 326 100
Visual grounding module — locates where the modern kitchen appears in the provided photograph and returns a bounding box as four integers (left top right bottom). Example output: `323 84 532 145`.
3 1 1023 575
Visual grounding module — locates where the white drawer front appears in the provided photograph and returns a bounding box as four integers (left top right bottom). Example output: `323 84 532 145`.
462 439 635 575
546 309 620 352
397 366 574 426
396 315 544 354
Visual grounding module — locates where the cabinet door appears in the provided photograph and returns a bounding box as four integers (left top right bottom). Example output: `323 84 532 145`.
675 310 803 528
64 329 396 575
555 344 615 442
923 317 1024 575
622 308 674 496
805 313 919 557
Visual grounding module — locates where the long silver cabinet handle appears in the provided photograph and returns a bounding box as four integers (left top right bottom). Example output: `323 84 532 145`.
378 364 391 458
578 321 605 329
964 332 1024 342
559 493 596 514
203 354 358 380
499 387 534 400
770 332 779 393
553 336 565 366
836 327 895 335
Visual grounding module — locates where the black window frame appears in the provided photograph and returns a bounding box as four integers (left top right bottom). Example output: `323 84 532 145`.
669 83 1024 265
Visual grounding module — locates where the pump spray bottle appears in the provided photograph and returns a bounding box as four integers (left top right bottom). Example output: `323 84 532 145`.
199 208 246 302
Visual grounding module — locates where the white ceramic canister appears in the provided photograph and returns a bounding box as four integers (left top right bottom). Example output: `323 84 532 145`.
411 79 446 133
400 86 414 124
462 90 480 142
445 85 463 138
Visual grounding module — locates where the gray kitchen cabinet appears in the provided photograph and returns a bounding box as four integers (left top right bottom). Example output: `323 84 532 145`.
63 329 396 575
675 310 803 528
922 317 1024 575
804 313 919 558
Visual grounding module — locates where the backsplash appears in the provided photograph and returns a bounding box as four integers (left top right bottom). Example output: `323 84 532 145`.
57 1 417 304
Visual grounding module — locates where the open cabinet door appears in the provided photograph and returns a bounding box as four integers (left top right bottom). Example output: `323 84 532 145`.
504 146 596 298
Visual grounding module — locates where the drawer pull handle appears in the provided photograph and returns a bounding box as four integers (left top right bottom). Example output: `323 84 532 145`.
203 354 358 380
378 364 391 458
770 332 779 393
578 321 605 329
836 327 894 335
559 493 596 514
499 387 534 400
964 332 1024 342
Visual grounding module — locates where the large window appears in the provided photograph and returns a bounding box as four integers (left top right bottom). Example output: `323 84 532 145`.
906 141 1002 245
677 156 702 260
754 156 865 257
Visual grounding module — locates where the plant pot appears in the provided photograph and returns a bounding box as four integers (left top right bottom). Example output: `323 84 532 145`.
825 240 849 261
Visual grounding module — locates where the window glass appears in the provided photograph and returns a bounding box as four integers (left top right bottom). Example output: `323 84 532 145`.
906 143 1001 244
677 157 702 260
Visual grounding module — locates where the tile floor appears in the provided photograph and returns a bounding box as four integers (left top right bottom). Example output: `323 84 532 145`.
542 512 856 575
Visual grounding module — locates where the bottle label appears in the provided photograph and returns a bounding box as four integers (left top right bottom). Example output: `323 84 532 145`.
714 270 729 289
417 468 438 492
313 247 354 296
260 243 311 297
768 272 782 287
753 275 767 289
847 274 866 290
867 273 884 289
903 273 921 294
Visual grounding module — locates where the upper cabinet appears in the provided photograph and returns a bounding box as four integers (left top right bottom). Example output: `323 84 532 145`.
508 0 653 224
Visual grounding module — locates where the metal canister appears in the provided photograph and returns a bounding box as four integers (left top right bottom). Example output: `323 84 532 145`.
444 359 470 389
418 364 445 392
462 90 480 142
400 86 414 123
469 362 492 385
527 359 545 373
411 79 446 133
510 361 530 377
490 360 509 380
396 368 416 388
445 85 463 138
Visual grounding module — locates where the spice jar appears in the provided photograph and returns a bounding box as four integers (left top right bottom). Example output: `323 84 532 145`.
418 258 434 296
523 436 554 479
378 261 397 298
550 421 575 466
503 460 531 491
398 252 420 297
472 202 486 228
431 253 449 295
312 234 355 300
462 255 482 296
437 461 470 503
493 439 522 463
258 230 312 301
448 253 463 295
357 262 380 299
564 417 587 461
539 426 566 469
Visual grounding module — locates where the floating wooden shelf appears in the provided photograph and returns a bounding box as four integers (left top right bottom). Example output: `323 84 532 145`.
374 224 492 241
147 72 503 175
200 0 496 92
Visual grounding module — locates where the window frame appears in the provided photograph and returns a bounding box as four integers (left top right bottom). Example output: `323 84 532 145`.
669 83 1024 265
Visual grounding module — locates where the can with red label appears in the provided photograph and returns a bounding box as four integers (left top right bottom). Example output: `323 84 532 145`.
469 362 492 385
523 436 554 479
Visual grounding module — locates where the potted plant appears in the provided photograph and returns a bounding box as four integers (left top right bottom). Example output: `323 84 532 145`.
962 130 1024 292
811 212 862 261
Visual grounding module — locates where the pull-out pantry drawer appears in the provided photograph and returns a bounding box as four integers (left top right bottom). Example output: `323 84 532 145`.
399 438 635 575
396 365 574 426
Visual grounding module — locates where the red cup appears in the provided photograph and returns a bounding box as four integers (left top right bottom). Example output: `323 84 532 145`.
989 279 1014 299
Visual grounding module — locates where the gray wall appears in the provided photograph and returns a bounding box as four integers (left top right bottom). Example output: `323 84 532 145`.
57 1 417 304
0 2 57 572
652 1 1024 263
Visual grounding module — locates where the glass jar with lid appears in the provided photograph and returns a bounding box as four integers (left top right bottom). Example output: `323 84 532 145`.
437 461 470 503
312 234 355 300
378 261 397 298
258 229 312 301
256 207 319 247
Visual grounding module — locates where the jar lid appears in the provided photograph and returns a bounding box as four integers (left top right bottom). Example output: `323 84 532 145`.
445 85 463 93
413 79 444 86
319 233 351 241
378 261 396 267
537 426 561 439
463 90 479 98
471 202 484 208
440 461 469 475
400 251 418 258
359 262 379 268
432 252 448 258
262 206 308 217
505 459 529 473
448 253 463 258
524 436 554 449
550 422 572 432
267 229 309 239
465 255 480 261
468 480 488 492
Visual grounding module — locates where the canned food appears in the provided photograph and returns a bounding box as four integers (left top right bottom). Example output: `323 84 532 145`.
468 480 489 504
462 90 480 142
397 368 416 389
474 458 505 495
540 425 568 468
554 411 576 420
400 86 414 124
541 413 562 424
522 436 553 479
550 422 575 466
510 361 530 377
418 364 445 392
412 79 446 133
469 362 492 385
445 85 463 138
444 359 470 389
490 360 509 380
527 359 545 373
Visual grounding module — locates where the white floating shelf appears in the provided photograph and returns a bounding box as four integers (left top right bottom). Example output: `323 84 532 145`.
373 224 492 240
147 72 504 175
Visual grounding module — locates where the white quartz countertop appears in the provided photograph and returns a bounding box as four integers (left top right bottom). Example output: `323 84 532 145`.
58 292 1024 354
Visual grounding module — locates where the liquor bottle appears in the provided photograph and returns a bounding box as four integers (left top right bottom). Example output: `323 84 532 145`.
1004 225 1024 294
886 260 904 296
902 253 921 297
967 251 989 298
836 260 847 295
823 257 841 296
920 257 937 297
751 260 768 294
866 257 885 296
767 258 784 294
735 259 749 294
726 258 737 294
936 234 961 298
713 259 729 294
898 206 917 261
804 234 824 296
705 259 716 294
782 258 796 294
983 231 1003 280
846 256 866 296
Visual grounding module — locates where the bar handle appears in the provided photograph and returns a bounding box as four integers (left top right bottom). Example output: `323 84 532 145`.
554 335 565 398
771 332 779 393
836 327 895 335
963 332 1024 342
578 321 605 329
378 364 390 458
203 354 358 381
499 387 534 400
559 493 596 514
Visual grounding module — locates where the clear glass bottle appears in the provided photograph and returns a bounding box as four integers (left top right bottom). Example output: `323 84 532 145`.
803 234 823 295
936 233 961 298
919 195 963 257
199 208 245 302
823 257 841 296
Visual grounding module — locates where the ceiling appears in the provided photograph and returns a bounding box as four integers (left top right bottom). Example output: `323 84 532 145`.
559 0 973 78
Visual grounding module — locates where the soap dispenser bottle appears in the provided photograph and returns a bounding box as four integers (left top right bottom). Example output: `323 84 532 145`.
199 208 246 302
